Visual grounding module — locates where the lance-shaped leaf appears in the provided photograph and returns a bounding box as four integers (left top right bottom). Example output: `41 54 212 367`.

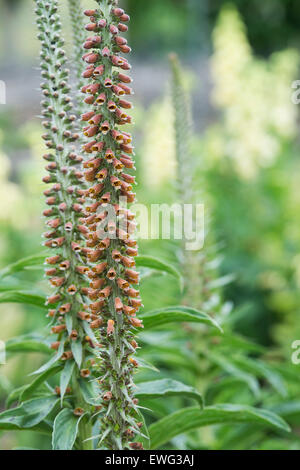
140 306 222 332
136 256 183 290
6 334 51 355
149 404 290 449
232 356 287 397
0 291 46 309
0 253 47 278
21 364 63 402
60 360 75 403
135 379 203 407
52 408 85 450
208 352 260 397
0 396 58 430
79 378 99 406
30 342 64 376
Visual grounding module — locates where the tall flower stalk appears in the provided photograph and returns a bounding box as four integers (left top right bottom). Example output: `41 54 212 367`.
170 54 230 318
169 53 206 308
35 0 95 450
79 1 144 450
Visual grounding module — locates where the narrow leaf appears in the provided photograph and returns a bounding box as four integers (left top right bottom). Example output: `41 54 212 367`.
52 408 84 450
140 306 222 332
21 364 63 402
79 378 99 406
0 253 47 278
6 386 28 408
6 335 51 354
208 352 260 397
136 379 203 407
30 341 64 376
0 291 46 309
149 404 290 449
233 356 287 398
60 360 75 403
0 396 58 430
71 339 83 368
136 256 183 290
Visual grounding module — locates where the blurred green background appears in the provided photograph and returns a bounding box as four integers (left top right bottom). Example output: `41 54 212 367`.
1 0 300 450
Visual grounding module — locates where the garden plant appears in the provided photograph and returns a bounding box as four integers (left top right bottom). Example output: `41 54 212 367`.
0 0 299 452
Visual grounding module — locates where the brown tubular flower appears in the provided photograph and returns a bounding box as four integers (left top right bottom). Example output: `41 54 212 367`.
35 0 94 448
80 0 143 450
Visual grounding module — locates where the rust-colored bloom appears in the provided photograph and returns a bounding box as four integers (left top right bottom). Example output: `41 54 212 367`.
79 0 143 450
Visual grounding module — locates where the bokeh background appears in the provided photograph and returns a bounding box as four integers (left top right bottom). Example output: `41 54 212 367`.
1 0 300 450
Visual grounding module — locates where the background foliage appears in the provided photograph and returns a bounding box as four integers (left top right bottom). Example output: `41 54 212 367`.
0 0 300 450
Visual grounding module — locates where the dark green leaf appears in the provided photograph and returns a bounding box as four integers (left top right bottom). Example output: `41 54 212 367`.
233 356 287 397
208 352 260 397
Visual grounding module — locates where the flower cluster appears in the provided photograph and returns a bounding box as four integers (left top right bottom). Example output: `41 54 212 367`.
79 0 144 450
35 0 96 412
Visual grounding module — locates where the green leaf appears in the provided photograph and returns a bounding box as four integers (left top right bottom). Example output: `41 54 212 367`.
30 341 64 376
136 379 203 407
6 335 51 354
21 365 63 402
71 340 82 368
0 253 47 278
271 402 300 421
220 333 265 354
149 404 290 449
0 291 46 309
136 358 160 373
136 256 184 290
208 352 260 397
60 360 75 403
52 408 84 450
0 280 32 292
140 306 222 332
0 396 58 430
233 356 287 398
79 378 99 406
82 321 97 344
6 385 28 408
